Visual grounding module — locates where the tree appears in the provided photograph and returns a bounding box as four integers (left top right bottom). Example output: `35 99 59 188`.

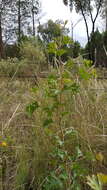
11 0 31 43
63 0 104 60
84 30 107 66
38 19 69 44
71 41 81 58
90 29 103 64
10 0 41 42
31 0 40 36
0 8 4 58
0 0 41 59
0 0 12 59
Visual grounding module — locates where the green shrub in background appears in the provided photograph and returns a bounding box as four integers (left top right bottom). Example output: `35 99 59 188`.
0 37 47 77
20 37 47 69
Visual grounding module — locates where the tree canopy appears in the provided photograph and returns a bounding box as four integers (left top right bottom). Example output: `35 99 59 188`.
63 0 104 38
38 19 69 43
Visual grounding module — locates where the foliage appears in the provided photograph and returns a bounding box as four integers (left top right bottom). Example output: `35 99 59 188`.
63 0 104 60
38 19 69 44
5 44 20 58
0 59 107 190
71 41 81 58
0 27 107 190
63 0 103 28
20 37 46 69
25 38 101 190
26 64 88 189
37 20 82 62
85 30 107 66
47 34 82 64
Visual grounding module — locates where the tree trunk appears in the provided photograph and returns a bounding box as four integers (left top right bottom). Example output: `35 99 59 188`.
105 9 107 31
18 0 21 43
80 4 91 60
32 9 35 36
0 12 4 59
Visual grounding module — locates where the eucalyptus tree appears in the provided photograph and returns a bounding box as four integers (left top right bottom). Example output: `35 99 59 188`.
63 0 103 44
10 0 41 42
10 0 31 43
38 19 69 44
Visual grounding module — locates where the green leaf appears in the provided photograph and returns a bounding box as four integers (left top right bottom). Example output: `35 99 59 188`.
62 36 72 45
26 101 39 116
31 87 39 93
66 58 74 69
56 49 67 56
59 171 68 180
43 118 53 127
83 59 93 68
72 162 87 177
63 82 79 93
79 67 91 80
62 71 71 78
48 74 58 80
47 42 57 54
61 111 69 117
85 151 95 162
43 173 63 190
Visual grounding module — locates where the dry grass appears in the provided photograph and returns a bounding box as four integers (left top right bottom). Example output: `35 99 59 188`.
0 76 107 190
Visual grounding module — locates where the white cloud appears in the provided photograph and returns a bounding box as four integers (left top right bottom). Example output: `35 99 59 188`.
41 0 71 21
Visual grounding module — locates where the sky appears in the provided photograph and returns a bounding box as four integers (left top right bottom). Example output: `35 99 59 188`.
39 0 103 46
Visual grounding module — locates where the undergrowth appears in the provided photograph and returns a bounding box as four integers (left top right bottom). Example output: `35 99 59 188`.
0 36 107 190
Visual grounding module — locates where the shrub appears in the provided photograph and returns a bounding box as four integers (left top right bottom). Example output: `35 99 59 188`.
20 38 47 70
